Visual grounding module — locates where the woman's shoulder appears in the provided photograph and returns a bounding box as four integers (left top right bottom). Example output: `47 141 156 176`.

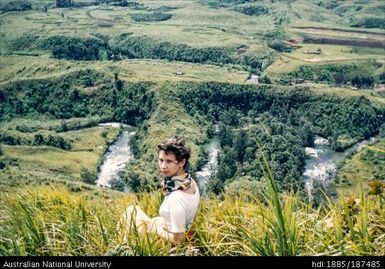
183 181 200 201
167 180 199 200
183 179 199 195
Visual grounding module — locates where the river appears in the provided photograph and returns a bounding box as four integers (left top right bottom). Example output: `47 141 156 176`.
303 135 375 200
96 126 374 198
195 138 221 196
96 123 135 188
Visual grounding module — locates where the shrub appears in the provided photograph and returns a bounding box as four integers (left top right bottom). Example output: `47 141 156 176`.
39 36 106 61
109 176 125 192
379 72 385 83
131 12 172 22
56 0 72 8
224 177 268 202
268 41 294 52
0 0 31 13
80 167 96 185
232 5 270 16
351 16 385 29
0 160 5 170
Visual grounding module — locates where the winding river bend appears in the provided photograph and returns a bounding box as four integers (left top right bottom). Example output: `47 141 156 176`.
96 123 135 188
94 125 374 197
303 135 375 199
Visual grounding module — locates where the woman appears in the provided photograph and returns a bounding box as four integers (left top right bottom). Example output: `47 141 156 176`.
120 136 200 246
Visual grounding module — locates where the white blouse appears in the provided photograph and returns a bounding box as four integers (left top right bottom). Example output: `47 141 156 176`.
159 180 200 233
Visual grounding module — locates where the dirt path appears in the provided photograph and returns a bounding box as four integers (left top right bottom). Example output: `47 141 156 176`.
85 8 115 25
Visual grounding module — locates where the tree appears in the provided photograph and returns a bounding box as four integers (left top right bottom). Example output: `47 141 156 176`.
218 124 232 147
0 0 32 12
233 129 247 163
60 120 68 132
124 172 142 192
206 177 224 195
56 0 72 8
32 134 44 146
334 73 346 85
80 167 96 185
379 72 385 83
379 124 385 138
352 75 374 88
110 175 125 192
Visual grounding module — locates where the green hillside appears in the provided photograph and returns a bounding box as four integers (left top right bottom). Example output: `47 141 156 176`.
1 0 384 256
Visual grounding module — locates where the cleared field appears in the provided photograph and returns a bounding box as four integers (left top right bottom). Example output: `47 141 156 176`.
261 0 385 79
0 55 249 83
0 125 119 188
289 0 385 30
266 44 385 75
290 27 385 41
307 84 385 105
3 145 99 176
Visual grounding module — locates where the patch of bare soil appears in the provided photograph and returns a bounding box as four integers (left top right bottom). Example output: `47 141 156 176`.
291 26 385 48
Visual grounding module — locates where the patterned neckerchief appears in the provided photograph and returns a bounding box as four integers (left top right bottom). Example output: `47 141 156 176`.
161 173 192 195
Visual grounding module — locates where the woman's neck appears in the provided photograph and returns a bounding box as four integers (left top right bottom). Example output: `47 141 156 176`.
175 171 186 178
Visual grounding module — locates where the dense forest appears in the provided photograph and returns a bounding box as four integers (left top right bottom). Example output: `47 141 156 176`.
176 82 385 192
0 69 155 125
2 71 383 193
32 34 273 73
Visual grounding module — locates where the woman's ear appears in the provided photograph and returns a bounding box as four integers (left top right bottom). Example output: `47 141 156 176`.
180 159 186 168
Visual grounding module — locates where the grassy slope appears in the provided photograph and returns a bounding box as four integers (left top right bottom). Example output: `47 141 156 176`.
266 44 385 75
337 138 385 197
0 183 384 256
0 56 249 84
0 0 275 50
1 0 385 256
0 125 119 189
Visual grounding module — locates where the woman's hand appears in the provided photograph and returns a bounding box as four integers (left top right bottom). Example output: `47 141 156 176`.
173 232 185 245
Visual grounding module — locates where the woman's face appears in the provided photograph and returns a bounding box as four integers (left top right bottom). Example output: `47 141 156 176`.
158 150 185 177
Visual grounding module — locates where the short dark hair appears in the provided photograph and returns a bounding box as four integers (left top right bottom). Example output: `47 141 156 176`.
157 136 190 169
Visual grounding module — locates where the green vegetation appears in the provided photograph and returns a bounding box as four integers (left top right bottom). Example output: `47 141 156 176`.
0 129 71 150
0 69 155 125
0 0 32 14
0 56 249 84
337 138 385 196
122 83 206 192
1 177 384 255
232 4 270 16
282 62 381 87
1 0 385 256
130 12 172 22
0 124 119 189
176 82 385 192
31 33 272 73
351 17 385 30
38 35 107 61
